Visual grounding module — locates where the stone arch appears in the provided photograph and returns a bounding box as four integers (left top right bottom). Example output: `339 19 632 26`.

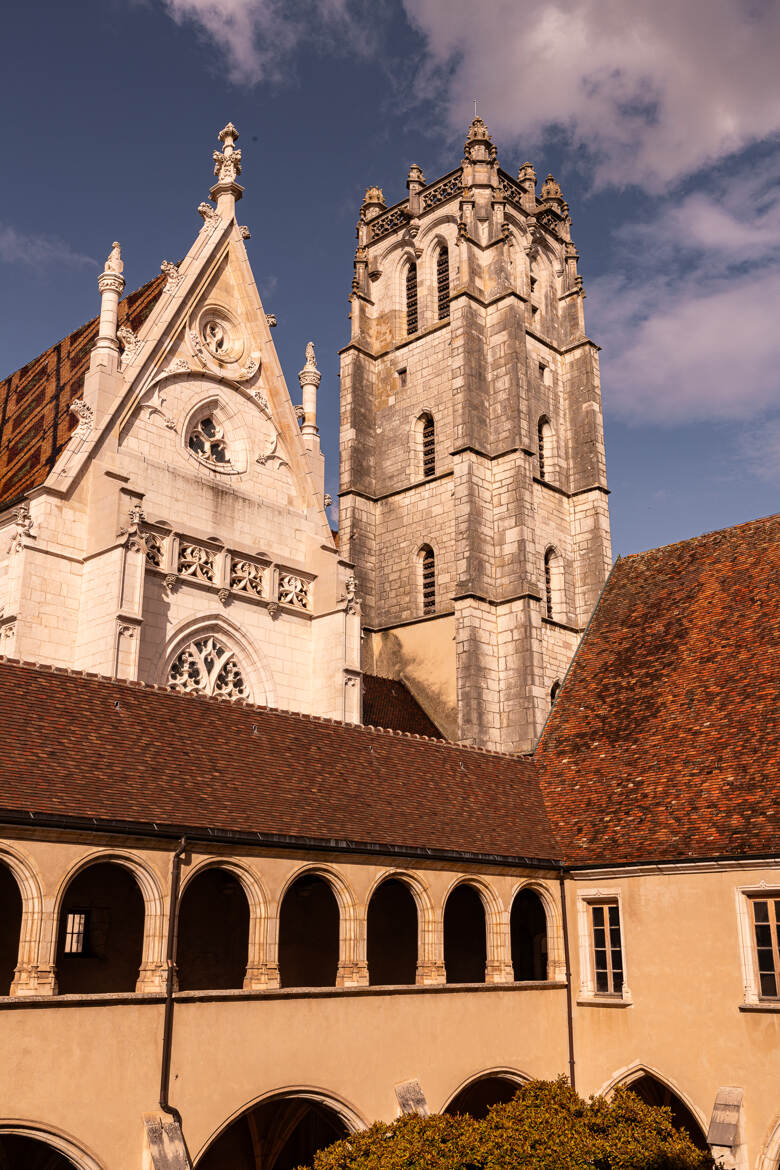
0 842 44 996
194 1085 366 1169
178 857 270 990
156 613 277 708
0 1122 104 1170
411 410 436 480
49 849 165 994
598 1063 709 1148
510 879 565 981
364 868 438 984
442 875 510 984
441 1067 529 1118
758 1112 780 1170
274 864 362 988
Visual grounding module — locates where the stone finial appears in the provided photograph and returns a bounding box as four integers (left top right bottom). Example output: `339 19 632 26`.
361 186 386 222
463 115 497 163
407 163 425 190
105 241 123 275
210 122 244 217
518 162 536 188
541 173 564 203
298 341 321 437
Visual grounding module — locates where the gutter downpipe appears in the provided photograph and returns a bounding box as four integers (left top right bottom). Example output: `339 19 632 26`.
160 836 187 1116
559 871 576 1089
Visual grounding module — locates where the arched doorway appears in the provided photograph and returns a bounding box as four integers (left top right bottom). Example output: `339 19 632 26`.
625 1074 709 1150
278 875 340 988
510 889 547 981
55 862 144 994
445 1074 522 1119
0 1133 78 1168
177 868 250 990
443 884 486 984
0 863 23 995
197 1095 350 1170
367 879 417 985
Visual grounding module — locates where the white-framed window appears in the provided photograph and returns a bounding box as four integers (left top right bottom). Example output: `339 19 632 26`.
736 884 780 1004
577 890 631 1002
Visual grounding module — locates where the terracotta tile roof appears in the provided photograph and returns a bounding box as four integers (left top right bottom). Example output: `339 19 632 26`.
362 674 444 739
0 274 166 511
0 658 559 863
536 514 780 866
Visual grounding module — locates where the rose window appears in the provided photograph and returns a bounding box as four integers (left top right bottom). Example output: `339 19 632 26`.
167 636 250 702
203 319 227 357
188 415 229 466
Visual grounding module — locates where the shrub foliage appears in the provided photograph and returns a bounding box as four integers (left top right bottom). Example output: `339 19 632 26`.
298 1079 714 1170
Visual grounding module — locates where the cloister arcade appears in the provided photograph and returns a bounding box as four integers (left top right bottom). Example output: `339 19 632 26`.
0 845 562 997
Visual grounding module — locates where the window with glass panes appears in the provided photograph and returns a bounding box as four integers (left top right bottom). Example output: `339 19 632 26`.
752 898 780 998
64 911 87 954
591 902 623 994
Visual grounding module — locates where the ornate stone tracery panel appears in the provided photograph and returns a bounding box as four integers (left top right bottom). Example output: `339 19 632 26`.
167 636 250 701
178 542 216 583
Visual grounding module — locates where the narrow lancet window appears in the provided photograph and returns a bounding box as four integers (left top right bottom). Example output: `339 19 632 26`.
421 413 435 478
436 247 450 320
544 547 564 621
420 545 435 614
406 262 418 335
538 416 553 481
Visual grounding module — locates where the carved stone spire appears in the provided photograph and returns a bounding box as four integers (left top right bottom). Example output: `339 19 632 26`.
210 122 244 218
541 173 564 206
91 242 126 370
298 341 321 438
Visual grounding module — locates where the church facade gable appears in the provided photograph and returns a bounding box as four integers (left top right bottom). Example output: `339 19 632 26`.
0 126 360 722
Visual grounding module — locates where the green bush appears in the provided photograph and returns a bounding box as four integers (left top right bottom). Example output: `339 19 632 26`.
298 1079 714 1170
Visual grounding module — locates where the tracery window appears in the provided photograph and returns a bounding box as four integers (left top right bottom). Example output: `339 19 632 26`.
188 415 230 466
436 246 450 320
167 636 250 701
406 262 418 335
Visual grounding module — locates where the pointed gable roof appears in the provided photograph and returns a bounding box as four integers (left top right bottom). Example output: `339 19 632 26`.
536 513 780 866
0 274 166 511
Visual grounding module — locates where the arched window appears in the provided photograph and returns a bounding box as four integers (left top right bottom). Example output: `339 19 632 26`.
443 884 486 984
436 246 450 320
176 868 250 990
544 547 564 621
550 680 561 706
56 862 144 994
419 413 435 478
510 889 548 981
167 636 250 702
0 863 22 996
420 545 435 614
406 262 418 335
278 874 340 988
538 416 553 481
367 879 418 986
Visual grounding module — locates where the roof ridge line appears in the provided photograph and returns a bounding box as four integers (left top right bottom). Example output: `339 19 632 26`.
0 655 529 761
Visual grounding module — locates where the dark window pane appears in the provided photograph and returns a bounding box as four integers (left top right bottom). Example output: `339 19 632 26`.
754 900 769 923
595 969 609 993
760 972 778 998
592 906 604 928
755 925 773 949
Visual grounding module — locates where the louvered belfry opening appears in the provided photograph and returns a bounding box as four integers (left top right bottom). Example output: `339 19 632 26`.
544 549 554 618
421 414 435 478
538 416 549 480
421 545 435 614
406 262 418 335
437 246 450 320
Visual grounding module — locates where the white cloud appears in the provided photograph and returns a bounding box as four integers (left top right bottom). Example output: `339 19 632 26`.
159 0 372 85
402 0 780 189
0 225 97 269
736 416 780 483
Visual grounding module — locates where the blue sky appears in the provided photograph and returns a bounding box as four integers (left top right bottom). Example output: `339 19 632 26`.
2 0 778 556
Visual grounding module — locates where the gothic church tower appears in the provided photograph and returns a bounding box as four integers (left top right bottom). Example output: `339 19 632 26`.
340 117 611 752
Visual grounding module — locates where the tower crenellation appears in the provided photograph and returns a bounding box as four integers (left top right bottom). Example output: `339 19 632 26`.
339 116 612 752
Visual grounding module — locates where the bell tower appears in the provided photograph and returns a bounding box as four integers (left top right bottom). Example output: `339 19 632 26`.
339 118 611 752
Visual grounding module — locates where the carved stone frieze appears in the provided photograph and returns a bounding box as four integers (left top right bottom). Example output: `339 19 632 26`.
230 558 266 599
160 260 181 293
8 503 33 554
278 573 310 611
177 542 215 583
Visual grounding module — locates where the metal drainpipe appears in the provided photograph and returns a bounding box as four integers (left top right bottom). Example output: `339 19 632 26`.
558 871 576 1090
159 836 187 1116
